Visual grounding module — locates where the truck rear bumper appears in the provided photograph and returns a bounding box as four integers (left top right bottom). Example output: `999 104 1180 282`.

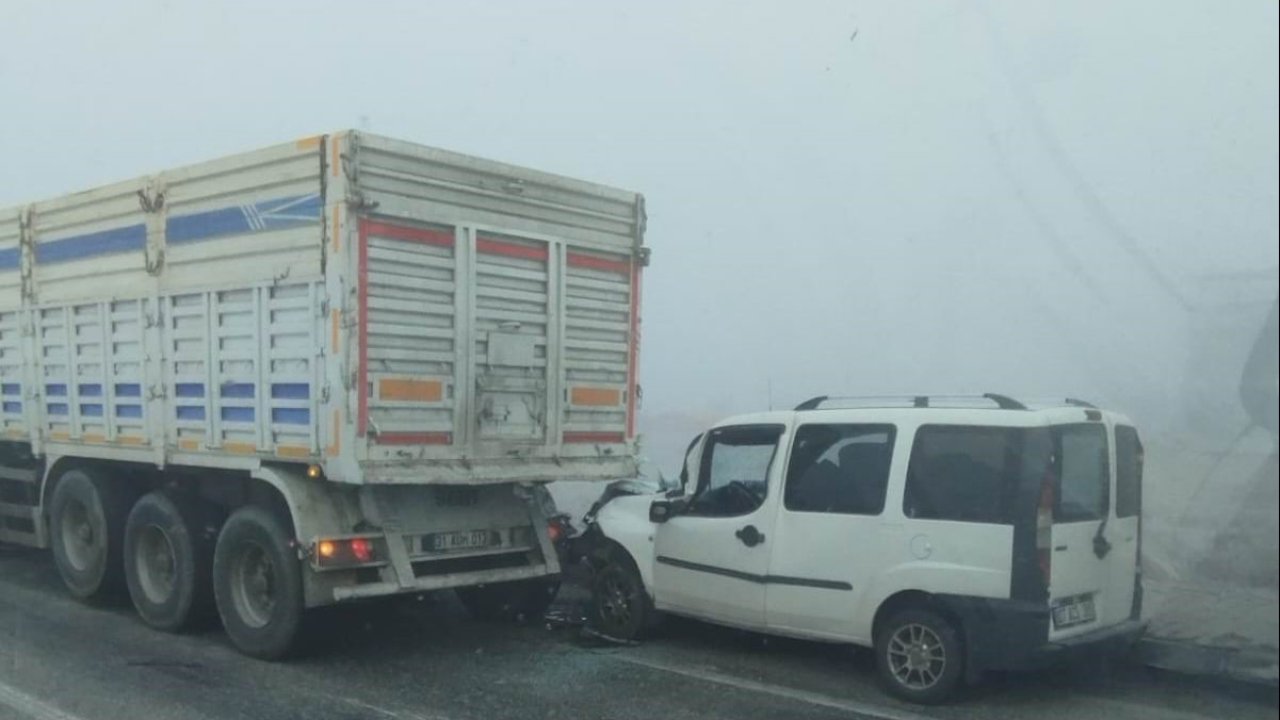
331 562 557 601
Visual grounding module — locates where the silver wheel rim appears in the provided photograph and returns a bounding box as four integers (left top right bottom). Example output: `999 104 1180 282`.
60 498 100 571
887 623 947 690
135 524 177 604
230 541 276 628
598 569 634 629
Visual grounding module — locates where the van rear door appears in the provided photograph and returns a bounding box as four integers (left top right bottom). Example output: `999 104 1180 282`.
1107 425 1143 622
1046 422 1113 640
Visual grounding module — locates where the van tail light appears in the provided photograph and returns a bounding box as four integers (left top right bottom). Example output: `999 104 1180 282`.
1037 466 1056 589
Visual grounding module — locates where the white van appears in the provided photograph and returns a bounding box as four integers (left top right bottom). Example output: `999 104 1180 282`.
581 395 1146 703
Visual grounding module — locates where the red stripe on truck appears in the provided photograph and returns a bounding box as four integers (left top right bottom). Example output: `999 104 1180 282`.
626 260 643 439
357 220 370 437
362 220 454 248
477 236 548 262
567 252 630 275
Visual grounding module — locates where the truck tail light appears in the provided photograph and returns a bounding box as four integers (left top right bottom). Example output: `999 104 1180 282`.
314 536 382 569
350 537 374 563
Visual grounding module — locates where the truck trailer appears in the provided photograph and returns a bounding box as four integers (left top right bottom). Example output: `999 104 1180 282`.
0 132 646 657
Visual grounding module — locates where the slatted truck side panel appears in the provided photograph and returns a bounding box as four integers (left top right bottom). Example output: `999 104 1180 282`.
0 132 646 660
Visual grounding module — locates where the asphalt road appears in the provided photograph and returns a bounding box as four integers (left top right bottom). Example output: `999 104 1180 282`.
1 544 1275 720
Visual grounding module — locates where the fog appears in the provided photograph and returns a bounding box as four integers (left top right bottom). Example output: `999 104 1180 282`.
2 1 1277 585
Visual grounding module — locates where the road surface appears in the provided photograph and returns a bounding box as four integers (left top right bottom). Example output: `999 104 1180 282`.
1 545 1274 720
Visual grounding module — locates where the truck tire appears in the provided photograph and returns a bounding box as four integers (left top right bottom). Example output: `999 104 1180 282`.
124 491 214 631
874 608 965 705
49 468 130 600
455 578 560 622
212 506 303 660
589 549 653 641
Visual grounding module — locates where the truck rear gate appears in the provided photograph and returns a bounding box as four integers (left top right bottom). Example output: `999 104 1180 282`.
0 132 646 656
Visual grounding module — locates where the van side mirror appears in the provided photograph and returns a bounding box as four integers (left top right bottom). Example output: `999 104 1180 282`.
649 498 683 523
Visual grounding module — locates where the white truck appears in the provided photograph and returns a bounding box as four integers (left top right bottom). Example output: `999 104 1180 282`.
0 132 646 658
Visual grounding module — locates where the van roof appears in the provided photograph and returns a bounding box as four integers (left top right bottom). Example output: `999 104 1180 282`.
714 400 1134 431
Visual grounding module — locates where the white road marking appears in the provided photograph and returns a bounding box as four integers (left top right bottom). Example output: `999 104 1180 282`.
0 681 82 720
334 695 454 720
604 652 939 720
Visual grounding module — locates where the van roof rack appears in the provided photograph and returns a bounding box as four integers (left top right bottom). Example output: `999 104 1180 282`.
794 393 1029 411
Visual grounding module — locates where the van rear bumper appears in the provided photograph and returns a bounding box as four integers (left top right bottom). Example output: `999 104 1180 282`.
937 595 1146 673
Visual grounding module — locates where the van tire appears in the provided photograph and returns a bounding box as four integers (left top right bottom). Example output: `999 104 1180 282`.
455 578 560 622
590 549 653 641
49 468 130 600
124 491 214 631
875 608 964 705
213 506 303 660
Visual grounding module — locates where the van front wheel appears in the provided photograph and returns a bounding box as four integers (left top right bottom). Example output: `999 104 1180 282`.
875 608 964 705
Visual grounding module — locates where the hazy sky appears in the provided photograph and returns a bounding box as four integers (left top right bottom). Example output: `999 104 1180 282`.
3 0 1277 435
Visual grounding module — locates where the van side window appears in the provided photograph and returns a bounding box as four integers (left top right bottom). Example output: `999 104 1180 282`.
903 425 1021 523
687 424 784 518
1056 424 1109 522
784 424 895 515
1114 425 1142 519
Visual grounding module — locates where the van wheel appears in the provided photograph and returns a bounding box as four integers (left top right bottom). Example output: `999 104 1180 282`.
49 468 130 600
124 491 214 631
455 578 560 622
875 608 964 704
213 506 303 659
590 550 652 641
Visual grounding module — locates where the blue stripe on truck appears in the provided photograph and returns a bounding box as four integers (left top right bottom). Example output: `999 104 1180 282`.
35 224 147 265
168 193 321 245
15 193 322 268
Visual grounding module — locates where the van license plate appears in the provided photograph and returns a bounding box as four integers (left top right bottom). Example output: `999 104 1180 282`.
425 530 491 552
1051 595 1097 629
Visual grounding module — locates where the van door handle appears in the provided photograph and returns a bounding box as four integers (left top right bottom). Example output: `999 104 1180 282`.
1054 545 1069 552
735 525 765 547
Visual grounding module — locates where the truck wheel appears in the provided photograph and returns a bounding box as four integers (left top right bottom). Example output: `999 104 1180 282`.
124 491 213 631
49 468 130 599
875 608 965 705
590 550 652 641
213 506 303 659
455 578 560 622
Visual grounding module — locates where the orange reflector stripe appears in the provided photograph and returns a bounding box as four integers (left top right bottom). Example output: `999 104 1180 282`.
563 431 625 444
379 378 443 402
331 204 341 252
330 308 340 350
82 433 105 443
374 432 452 446
223 441 257 454
117 436 147 445
178 438 201 451
325 409 342 457
276 445 311 458
571 387 621 407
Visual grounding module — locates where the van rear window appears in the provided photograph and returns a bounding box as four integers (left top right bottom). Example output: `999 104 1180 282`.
904 425 1039 524
1055 424 1110 522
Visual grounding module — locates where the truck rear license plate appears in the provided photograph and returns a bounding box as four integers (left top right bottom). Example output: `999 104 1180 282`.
425 530 492 552
1051 594 1097 629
